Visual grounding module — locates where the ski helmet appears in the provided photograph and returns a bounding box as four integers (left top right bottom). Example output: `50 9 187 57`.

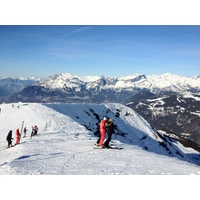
103 117 107 121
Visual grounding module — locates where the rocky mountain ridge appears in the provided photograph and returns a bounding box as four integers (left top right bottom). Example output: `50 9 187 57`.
5 72 200 103
125 91 200 145
40 72 200 93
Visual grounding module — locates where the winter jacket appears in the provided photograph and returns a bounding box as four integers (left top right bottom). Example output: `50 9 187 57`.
106 121 114 134
6 130 13 141
15 129 21 145
16 129 20 137
98 119 107 146
99 119 106 132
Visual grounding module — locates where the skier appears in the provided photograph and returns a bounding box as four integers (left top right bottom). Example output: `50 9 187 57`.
15 128 21 145
31 125 38 137
31 126 35 137
97 117 107 147
23 127 27 138
6 130 13 148
103 118 115 148
34 125 38 135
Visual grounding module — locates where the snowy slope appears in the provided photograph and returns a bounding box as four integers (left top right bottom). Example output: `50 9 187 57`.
0 103 200 175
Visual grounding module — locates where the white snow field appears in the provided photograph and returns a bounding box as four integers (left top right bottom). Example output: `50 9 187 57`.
0 102 200 175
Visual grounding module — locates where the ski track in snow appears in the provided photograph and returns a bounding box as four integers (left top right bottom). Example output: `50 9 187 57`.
0 103 200 175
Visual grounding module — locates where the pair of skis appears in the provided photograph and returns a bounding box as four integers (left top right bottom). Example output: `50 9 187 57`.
94 145 123 150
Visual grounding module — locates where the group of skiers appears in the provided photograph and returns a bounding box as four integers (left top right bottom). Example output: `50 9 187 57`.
6 125 39 148
96 117 116 148
5 116 115 149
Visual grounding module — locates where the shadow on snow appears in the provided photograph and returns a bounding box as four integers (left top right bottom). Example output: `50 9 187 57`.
44 103 200 166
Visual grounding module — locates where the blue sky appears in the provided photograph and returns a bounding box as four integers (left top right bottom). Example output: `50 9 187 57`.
0 25 200 78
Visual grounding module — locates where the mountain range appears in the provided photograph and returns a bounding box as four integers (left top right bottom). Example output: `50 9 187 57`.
4 72 200 103
1 72 200 146
0 77 41 102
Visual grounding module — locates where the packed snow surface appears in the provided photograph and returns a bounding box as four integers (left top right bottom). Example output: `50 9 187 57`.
0 103 200 175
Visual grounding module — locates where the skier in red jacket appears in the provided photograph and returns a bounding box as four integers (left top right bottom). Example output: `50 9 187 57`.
15 128 21 145
97 117 107 147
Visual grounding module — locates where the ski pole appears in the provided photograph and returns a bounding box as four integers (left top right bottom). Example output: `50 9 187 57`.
20 121 24 140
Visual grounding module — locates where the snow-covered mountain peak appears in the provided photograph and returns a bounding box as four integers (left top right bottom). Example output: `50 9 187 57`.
40 72 84 89
58 72 76 79
115 74 147 87
118 73 146 81
78 75 101 83
148 73 183 81
48 72 77 81
18 77 42 81
146 73 200 93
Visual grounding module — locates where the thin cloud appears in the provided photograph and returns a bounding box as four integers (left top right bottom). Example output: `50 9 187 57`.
60 26 92 37
169 49 200 56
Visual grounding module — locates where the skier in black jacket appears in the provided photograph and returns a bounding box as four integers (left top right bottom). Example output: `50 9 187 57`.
6 130 13 148
103 118 115 148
